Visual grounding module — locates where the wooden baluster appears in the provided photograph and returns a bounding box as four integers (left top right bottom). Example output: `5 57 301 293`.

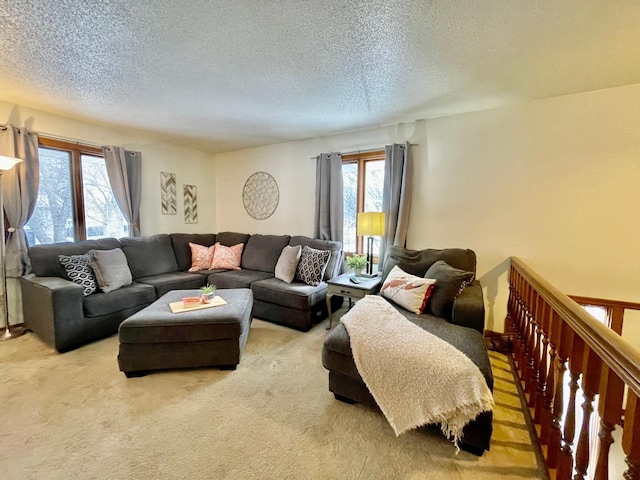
527 292 542 409
557 333 584 480
574 347 602 480
535 300 550 427
594 366 625 480
622 391 640 480
545 310 563 468
516 278 529 381
609 305 624 336
522 284 535 391
510 269 523 368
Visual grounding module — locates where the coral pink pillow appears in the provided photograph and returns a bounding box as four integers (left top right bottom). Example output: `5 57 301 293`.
188 243 216 272
210 242 244 270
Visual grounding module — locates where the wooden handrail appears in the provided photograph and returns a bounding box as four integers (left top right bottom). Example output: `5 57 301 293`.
511 257 640 396
507 257 640 479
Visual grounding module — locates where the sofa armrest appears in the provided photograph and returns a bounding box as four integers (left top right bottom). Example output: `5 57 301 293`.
19 274 85 351
451 280 485 334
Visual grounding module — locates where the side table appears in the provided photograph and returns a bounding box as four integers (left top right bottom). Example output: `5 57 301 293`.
325 273 383 330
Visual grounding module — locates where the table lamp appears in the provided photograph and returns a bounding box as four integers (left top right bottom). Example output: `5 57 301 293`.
0 154 26 341
356 211 385 276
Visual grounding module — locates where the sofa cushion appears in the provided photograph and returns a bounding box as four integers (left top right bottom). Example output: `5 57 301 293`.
382 245 476 282
83 282 156 318
295 246 331 286
251 277 327 310
88 248 133 293
380 265 436 314
241 234 291 273
29 237 121 278
188 243 216 272
210 242 244 270
58 254 98 296
289 236 342 281
424 260 475 319
216 231 250 247
274 245 302 283
170 233 217 271
207 270 273 289
120 234 179 279
135 272 207 297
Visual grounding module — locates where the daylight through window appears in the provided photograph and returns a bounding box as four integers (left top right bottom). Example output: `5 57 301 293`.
25 138 128 245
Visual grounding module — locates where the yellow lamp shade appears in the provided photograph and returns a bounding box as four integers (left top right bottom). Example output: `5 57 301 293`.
0 155 22 171
357 212 385 237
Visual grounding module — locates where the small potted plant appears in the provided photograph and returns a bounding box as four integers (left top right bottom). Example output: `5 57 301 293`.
200 283 217 304
345 254 368 277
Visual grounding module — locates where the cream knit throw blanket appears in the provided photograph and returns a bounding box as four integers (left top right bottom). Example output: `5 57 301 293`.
341 295 494 448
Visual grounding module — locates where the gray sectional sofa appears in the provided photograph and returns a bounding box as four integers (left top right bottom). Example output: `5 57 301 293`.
20 232 343 352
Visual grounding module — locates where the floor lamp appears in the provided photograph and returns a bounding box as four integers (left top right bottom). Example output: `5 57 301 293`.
0 154 26 342
356 212 385 276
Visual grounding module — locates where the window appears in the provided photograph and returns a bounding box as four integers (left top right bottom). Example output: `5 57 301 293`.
25 138 128 245
342 150 385 256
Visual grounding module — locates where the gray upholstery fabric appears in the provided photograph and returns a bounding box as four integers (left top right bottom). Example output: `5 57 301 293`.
118 289 253 374
207 270 273 289
274 245 302 283
251 277 327 310
169 233 217 271
88 248 133 293
135 271 207 297
424 260 475 319
451 281 485 333
382 245 476 282
29 237 121 278
120 234 179 279
289 236 342 281
241 234 291 273
83 282 156 317
216 231 250 247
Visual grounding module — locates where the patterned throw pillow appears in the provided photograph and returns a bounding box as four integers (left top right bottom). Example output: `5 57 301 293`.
381 265 436 314
58 254 98 296
275 245 302 283
188 242 216 272
295 246 331 286
210 242 244 270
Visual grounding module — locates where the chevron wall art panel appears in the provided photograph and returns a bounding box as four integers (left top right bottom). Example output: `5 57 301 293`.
184 184 198 224
161 172 177 215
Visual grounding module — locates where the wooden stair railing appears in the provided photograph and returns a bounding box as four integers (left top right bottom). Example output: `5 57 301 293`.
507 257 640 480
568 295 640 336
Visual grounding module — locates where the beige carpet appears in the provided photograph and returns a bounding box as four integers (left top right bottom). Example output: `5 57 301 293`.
0 312 548 480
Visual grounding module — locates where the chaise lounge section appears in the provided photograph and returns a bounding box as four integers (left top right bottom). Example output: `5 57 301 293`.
322 245 494 454
20 231 343 352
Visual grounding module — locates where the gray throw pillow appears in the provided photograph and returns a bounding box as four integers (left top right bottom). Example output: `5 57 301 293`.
88 248 133 293
295 246 331 286
275 245 302 283
58 254 97 296
424 260 475 319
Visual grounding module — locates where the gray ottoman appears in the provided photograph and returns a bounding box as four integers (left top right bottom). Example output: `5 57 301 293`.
118 288 253 377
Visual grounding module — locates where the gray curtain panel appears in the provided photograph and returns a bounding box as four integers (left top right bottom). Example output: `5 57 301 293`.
314 152 343 242
102 146 142 236
0 124 39 277
379 142 412 269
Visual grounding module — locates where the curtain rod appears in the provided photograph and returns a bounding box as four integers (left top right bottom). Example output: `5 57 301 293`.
0 125 105 149
310 143 418 160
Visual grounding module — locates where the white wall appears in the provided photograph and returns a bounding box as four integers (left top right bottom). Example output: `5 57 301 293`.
214 84 640 336
1 100 217 324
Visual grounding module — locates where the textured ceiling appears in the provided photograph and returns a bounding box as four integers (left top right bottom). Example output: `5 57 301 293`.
1 1 640 153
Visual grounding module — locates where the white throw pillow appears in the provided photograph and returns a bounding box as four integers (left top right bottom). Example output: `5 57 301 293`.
275 245 302 283
380 265 436 314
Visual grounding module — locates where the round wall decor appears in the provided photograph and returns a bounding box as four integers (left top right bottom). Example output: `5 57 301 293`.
242 172 279 220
